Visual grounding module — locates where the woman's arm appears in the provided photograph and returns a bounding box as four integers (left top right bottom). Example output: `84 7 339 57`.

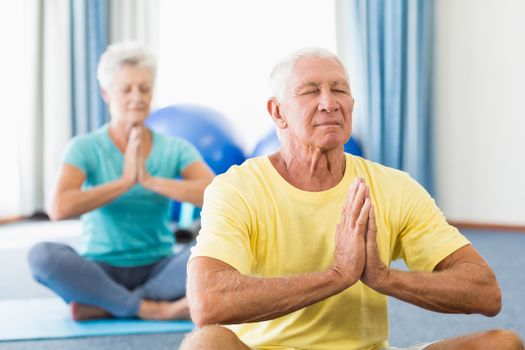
49 129 140 220
49 164 134 220
140 161 214 207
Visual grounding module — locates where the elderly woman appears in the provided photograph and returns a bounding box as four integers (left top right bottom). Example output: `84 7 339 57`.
28 42 214 321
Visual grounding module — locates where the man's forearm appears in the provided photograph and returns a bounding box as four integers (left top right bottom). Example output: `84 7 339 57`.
379 262 501 316
188 264 351 327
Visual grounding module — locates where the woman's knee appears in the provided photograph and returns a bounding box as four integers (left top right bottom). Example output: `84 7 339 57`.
27 242 72 279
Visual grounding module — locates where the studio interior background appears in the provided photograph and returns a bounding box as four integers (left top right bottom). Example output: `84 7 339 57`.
0 0 524 348
1 0 524 228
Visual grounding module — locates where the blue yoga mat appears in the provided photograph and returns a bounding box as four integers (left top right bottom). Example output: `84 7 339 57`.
0 298 195 341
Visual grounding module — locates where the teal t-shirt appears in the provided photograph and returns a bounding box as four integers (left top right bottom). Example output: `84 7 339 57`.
63 124 202 267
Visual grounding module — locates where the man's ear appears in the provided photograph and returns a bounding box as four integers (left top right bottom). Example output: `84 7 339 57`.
267 98 287 129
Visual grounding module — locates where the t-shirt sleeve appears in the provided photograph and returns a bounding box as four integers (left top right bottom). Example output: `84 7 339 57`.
394 174 470 272
61 137 93 176
175 138 203 174
190 176 253 274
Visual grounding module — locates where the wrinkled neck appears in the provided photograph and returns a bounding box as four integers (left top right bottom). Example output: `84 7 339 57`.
270 144 346 191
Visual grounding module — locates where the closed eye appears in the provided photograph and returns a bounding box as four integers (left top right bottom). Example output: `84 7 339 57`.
300 90 319 95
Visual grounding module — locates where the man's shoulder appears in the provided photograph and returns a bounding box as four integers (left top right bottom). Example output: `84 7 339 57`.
349 154 410 181
218 156 266 176
207 157 268 196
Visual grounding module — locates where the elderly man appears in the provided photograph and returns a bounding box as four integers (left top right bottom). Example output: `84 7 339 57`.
182 48 523 350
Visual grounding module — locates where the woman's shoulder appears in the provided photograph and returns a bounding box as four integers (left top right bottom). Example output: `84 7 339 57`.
151 130 192 148
69 125 108 144
64 125 110 157
151 131 202 162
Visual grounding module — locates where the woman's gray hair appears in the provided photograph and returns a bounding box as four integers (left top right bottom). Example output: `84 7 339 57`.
269 47 348 101
97 41 157 90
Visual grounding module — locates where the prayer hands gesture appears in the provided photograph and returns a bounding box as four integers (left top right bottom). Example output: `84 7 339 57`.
331 177 389 292
122 125 151 187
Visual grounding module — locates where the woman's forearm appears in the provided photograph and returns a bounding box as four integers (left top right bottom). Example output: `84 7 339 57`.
141 176 209 207
49 178 133 220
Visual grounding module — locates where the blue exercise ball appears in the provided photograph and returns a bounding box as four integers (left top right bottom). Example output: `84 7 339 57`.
146 104 246 175
147 104 246 222
251 130 364 157
252 130 282 157
344 136 363 157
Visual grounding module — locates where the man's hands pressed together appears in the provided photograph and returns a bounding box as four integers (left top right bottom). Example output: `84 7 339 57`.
331 177 390 293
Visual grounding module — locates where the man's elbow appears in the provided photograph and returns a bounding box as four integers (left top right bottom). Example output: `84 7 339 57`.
187 258 235 327
477 275 502 317
482 284 502 317
188 292 222 328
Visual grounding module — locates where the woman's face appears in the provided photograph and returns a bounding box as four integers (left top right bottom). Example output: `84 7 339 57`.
102 64 153 132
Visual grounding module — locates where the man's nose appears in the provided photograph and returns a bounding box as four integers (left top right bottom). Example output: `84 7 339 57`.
318 91 339 113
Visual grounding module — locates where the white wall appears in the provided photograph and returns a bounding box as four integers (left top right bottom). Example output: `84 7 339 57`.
435 0 525 225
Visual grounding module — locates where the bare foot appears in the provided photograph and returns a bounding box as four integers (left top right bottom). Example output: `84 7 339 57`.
138 297 191 320
70 302 112 321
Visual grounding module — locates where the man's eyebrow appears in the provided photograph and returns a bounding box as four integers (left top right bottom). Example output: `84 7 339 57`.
295 82 320 93
332 80 350 88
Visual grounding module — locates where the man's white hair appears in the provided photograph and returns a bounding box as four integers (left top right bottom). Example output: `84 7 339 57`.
97 41 157 90
269 47 349 101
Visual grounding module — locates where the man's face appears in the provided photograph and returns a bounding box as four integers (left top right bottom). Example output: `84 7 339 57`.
279 57 354 151
103 65 153 132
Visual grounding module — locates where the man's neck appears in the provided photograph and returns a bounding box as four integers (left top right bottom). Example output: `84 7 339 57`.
269 145 346 192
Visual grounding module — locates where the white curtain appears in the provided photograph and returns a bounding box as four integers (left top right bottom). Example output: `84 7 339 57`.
18 0 71 217
0 0 160 220
335 0 435 193
0 2 24 219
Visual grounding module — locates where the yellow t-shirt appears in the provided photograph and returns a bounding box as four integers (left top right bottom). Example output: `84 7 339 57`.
190 154 469 350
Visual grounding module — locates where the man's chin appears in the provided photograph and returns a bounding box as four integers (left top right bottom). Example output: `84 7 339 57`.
316 135 346 150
